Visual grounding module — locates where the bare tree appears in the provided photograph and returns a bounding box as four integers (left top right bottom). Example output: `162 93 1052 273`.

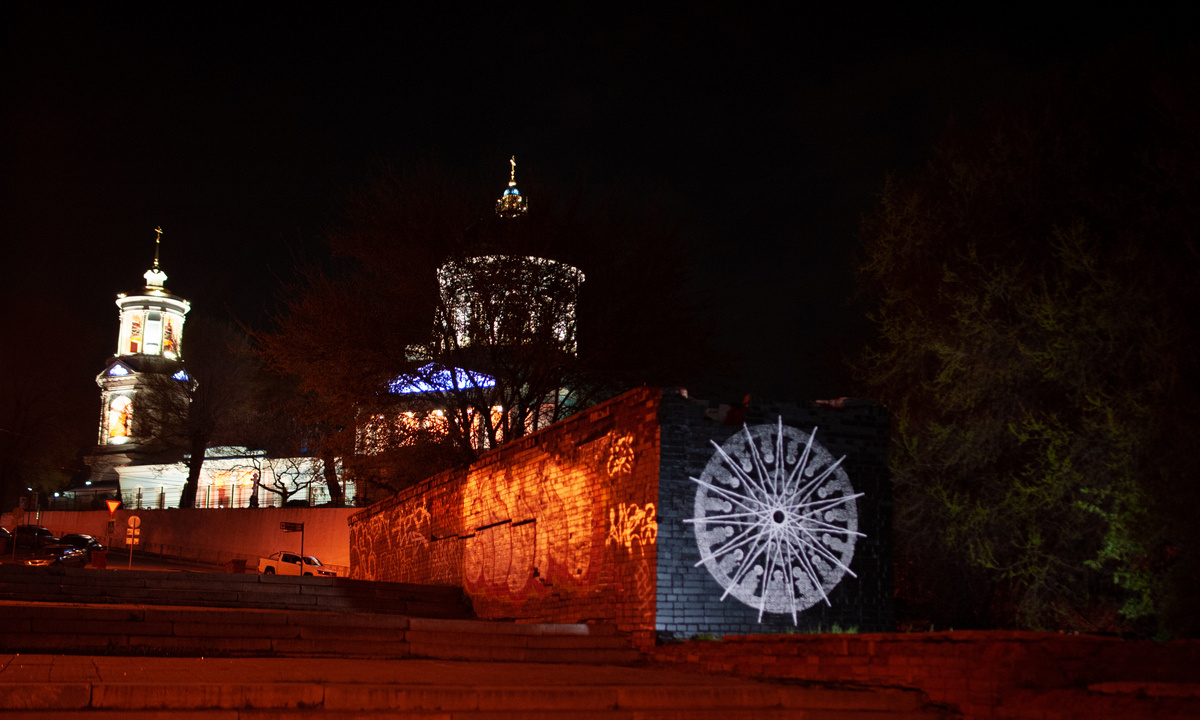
255 159 719 498
219 452 326 507
134 317 263 508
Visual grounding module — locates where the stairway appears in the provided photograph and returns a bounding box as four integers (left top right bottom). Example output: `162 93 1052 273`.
0 565 469 617
0 566 955 718
0 601 641 664
0 655 954 719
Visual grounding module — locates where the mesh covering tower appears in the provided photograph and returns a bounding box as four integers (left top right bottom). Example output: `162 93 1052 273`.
439 157 583 356
436 254 585 357
384 158 587 451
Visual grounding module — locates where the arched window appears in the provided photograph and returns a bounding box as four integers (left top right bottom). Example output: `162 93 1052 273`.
107 396 133 443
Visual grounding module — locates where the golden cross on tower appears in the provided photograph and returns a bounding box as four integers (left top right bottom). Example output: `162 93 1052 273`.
496 156 528 218
153 227 163 270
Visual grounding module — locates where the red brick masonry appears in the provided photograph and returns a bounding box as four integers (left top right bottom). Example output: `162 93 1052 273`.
652 631 1200 720
350 388 662 645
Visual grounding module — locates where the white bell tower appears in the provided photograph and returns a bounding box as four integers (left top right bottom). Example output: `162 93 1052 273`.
94 228 192 448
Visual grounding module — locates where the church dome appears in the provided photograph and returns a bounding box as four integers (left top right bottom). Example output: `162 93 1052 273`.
494 156 528 218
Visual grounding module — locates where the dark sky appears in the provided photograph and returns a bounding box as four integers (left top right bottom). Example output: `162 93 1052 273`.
2 5 1191 449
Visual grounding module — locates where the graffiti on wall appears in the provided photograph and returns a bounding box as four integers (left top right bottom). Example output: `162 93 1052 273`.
686 418 864 623
354 500 431 582
349 393 662 635
607 433 635 477
606 502 658 552
463 455 598 597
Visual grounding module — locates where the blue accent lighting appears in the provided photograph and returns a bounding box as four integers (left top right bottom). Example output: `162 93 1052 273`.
390 363 496 394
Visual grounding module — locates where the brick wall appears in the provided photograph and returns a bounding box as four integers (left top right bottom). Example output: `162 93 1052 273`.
349 387 893 647
349 387 663 644
655 393 893 639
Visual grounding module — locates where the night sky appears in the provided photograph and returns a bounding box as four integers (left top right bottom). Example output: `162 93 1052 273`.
2 5 1191 453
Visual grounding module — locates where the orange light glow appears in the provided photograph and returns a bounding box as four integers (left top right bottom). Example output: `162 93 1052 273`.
463 453 597 596
606 502 658 551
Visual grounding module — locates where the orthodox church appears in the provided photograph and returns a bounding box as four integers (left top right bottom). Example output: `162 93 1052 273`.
79 159 573 509
83 230 346 509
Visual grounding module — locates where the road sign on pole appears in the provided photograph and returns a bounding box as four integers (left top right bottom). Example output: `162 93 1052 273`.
126 515 141 569
280 522 306 564
8 507 20 560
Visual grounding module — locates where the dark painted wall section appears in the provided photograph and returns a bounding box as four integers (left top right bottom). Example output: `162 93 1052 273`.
655 392 892 638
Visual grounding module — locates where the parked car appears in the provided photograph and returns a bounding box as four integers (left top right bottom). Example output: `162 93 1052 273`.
0 527 11 553
20 544 87 568
59 533 106 561
14 525 59 549
258 551 337 577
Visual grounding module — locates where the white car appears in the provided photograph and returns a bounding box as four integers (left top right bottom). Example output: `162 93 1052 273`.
258 551 337 577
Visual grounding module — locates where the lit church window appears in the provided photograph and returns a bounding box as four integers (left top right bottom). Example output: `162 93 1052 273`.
129 314 143 353
163 317 179 358
107 396 133 443
144 311 162 354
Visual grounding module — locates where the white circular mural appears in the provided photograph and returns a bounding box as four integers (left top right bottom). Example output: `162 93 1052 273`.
686 418 864 623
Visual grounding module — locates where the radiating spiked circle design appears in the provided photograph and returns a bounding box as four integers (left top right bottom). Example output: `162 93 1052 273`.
686 418 864 623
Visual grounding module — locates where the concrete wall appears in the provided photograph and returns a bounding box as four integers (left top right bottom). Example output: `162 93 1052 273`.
2 507 355 574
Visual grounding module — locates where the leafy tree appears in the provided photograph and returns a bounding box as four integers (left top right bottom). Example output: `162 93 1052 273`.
0 369 80 505
0 298 96 508
856 51 1200 634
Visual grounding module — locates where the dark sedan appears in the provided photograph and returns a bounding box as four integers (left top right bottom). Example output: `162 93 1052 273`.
14 525 59 549
59 533 106 560
20 544 87 568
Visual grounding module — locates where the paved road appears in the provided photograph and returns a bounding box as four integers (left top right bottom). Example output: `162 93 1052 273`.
101 550 225 573
2 547 225 573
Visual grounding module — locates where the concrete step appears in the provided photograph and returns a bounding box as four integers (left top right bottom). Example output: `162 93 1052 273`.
0 710 957 719
0 566 470 617
0 654 953 718
993 685 1200 720
0 602 640 664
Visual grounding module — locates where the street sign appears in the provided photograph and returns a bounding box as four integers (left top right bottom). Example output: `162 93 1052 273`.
125 518 141 569
280 521 306 560
106 500 120 515
126 515 141 557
